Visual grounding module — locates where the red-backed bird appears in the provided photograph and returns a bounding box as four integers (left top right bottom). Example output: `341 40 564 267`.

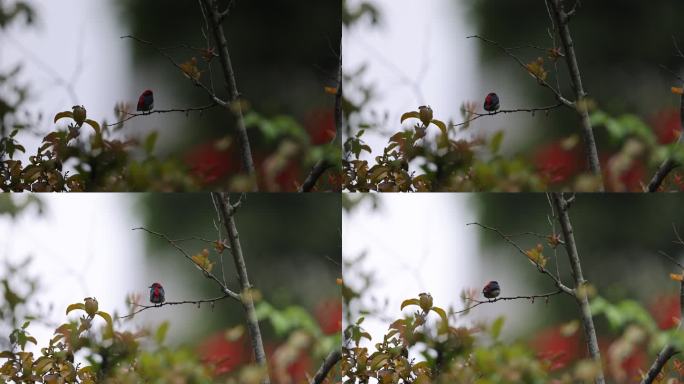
149 282 165 305
483 92 500 113
482 281 500 299
137 89 154 113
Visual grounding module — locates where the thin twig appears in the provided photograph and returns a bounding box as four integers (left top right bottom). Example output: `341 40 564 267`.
451 290 563 316
212 192 269 384
658 250 684 270
451 104 563 129
466 222 573 295
299 160 333 192
119 294 231 319
104 104 218 127
132 227 240 301
550 192 605 384
310 349 341 384
120 35 228 108
466 35 573 108
547 0 603 186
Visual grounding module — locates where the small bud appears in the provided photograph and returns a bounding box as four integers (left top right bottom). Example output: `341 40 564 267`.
72 105 87 127
418 292 433 312
84 297 98 317
418 105 433 127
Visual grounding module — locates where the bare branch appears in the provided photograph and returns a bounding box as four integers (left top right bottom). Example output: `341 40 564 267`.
104 103 218 128
658 250 684 270
212 192 269 384
465 222 573 295
451 290 563 316
547 0 602 186
550 192 605 384
132 227 240 301
299 160 333 192
310 349 341 384
119 294 231 319
451 103 564 130
120 35 228 107
199 0 257 188
640 281 683 384
647 92 684 192
466 35 574 108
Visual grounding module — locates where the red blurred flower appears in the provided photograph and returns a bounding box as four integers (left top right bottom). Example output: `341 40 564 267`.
649 294 680 330
314 297 342 335
530 326 581 371
185 141 240 185
197 332 250 376
534 142 583 184
305 109 336 145
651 108 681 144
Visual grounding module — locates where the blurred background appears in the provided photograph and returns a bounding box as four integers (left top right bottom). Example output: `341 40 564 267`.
343 0 684 190
0 193 341 380
1 0 340 191
343 193 684 375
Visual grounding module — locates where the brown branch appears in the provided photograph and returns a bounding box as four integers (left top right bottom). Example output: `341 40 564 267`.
132 227 240 301
200 0 257 189
119 294 231 319
299 160 332 192
466 222 573 295
550 192 605 384
451 290 563 316
310 349 341 384
466 35 573 108
640 281 683 384
451 103 564 129
547 0 603 187
212 192 269 384
120 35 228 107
646 92 684 192
104 103 218 128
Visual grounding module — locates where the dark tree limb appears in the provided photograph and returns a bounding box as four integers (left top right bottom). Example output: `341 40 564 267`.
212 193 270 384
548 0 602 187
647 92 684 192
310 349 341 384
640 281 683 384
299 40 342 192
200 0 257 190
105 103 218 128
120 294 231 319
550 193 605 384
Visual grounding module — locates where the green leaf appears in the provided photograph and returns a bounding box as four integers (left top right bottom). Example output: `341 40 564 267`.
490 316 505 340
400 298 421 310
66 303 86 315
431 119 447 136
400 111 420 124
53 110 73 124
489 131 504 154
144 131 158 155
155 321 170 344
431 306 449 334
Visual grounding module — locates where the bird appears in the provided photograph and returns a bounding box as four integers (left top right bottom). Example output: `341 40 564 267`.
483 92 500 113
137 89 154 113
149 282 165 305
482 281 500 300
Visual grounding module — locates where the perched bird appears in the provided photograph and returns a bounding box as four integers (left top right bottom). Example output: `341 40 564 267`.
137 89 154 113
482 281 500 300
149 282 165 305
483 92 500 113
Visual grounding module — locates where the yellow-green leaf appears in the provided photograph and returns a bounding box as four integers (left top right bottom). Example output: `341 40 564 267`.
489 130 504 154
155 321 170 344
53 111 73 124
400 111 420 124
66 303 85 315
491 316 505 339
431 119 447 136
84 119 100 134
400 298 420 310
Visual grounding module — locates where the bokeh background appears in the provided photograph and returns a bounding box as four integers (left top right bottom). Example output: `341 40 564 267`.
2 0 340 190
343 0 684 190
0 193 341 379
343 193 684 376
